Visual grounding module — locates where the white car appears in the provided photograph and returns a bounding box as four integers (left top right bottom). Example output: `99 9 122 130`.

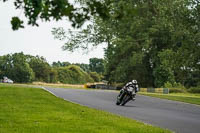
6 79 14 83
2 77 13 83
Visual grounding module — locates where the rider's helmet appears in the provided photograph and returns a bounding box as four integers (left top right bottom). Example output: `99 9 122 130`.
132 80 137 85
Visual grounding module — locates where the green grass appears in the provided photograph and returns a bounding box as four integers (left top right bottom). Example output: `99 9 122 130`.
0 84 171 133
139 92 200 105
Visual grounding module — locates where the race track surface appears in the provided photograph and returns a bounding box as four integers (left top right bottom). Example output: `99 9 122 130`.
44 87 200 133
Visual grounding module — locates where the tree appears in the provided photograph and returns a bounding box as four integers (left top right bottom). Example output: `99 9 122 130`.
28 56 52 82
89 58 104 74
0 53 34 83
73 63 90 72
52 15 113 53
49 68 58 83
56 65 94 84
52 61 63 67
2 0 111 30
52 61 71 67
89 72 101 82
53 0 200 88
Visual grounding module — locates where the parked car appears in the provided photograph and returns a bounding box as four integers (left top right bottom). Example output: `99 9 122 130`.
7 79 14 83
2 76 13 83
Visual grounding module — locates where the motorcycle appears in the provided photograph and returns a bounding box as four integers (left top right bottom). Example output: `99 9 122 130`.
116 86 136 106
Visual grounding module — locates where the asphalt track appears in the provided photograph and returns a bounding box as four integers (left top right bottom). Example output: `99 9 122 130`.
44 87 200 133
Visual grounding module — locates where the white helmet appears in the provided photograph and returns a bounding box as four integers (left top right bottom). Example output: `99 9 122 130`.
132 80 137 85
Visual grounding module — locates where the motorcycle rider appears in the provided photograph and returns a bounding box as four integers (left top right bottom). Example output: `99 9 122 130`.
118 80 139 101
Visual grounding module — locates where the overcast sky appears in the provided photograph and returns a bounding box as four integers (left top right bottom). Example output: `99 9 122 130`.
0 1 105 64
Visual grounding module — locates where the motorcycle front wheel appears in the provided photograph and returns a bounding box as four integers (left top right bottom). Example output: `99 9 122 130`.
116 95 121 105
121 95 131 106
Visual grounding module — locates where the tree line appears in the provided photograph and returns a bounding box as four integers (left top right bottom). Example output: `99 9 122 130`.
52 0 200 90
0 52 104 84
2 0 200 91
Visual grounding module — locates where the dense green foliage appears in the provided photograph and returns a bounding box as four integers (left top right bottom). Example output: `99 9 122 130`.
0 53 103 84
53 0 200 89
52 61 71 67
56 65 94 84
188 87 200 93
28 56 55 82
89 72 101 82
106 0 200 88
73 63 90 72
89 58 105 74
0 53 34 83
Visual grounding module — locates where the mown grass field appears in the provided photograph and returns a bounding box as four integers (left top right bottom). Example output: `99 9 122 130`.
139 92 200 105
0 84 171 133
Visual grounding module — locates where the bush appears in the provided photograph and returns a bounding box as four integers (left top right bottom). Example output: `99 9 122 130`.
169 88 186 93
164 82 186 93
163 82 173 88
188 87 200 93
57 65 94 84
89 72 100 82
173 82 186 89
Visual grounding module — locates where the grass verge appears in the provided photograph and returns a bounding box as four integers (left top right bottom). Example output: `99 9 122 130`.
0 84 171 133
139 92 200 105
3 82 86 90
